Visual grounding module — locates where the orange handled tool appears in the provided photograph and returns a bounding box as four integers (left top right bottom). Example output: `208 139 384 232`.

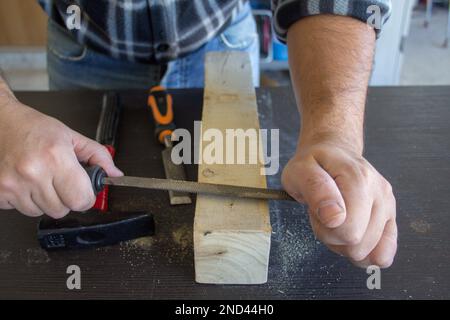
147 86 191 205
148 86 176 145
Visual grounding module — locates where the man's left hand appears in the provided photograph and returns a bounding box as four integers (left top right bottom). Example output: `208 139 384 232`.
282 139 398 268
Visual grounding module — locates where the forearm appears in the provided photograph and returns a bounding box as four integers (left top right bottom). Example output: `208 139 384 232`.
282 9 397 269
287 15 376 155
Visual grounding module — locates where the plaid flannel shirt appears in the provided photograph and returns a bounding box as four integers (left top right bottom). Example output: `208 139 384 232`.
272 0 392 42
38 0 392 63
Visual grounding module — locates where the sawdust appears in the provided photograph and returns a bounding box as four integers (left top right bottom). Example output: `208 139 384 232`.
115 236 157 269
116 223 194 267
0 250 11 264
127 236 154 250
25 248 50 265
157 224 193 264
172 224 192 251
410 219 431 234
119 238 154 268
277 226 319 277
268 201 320 295
268 227 320 296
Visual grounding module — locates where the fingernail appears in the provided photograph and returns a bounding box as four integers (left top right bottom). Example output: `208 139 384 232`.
317 201 345 227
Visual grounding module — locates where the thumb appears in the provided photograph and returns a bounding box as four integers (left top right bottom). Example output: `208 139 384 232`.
71 130 124 177
283 159 346 228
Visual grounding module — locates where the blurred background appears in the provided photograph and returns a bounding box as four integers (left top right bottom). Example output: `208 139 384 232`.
0 0 449 90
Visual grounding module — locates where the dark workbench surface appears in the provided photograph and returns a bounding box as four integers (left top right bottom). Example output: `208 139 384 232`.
0 87 449 299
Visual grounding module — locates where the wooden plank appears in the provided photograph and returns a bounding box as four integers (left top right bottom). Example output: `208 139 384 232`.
194 52 271 284
0 0 48 46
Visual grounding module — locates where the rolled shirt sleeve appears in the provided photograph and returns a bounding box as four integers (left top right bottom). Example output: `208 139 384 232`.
272 0 392 42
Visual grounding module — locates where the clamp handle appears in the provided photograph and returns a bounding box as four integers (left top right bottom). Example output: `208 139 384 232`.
94 92 121 212
148 86 176 144
84 165 107 195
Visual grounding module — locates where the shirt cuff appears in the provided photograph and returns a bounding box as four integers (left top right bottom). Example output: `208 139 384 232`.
272 0 392 42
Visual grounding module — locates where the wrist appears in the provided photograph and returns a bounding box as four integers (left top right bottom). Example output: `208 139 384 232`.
297 102 365 156
298 129 364 157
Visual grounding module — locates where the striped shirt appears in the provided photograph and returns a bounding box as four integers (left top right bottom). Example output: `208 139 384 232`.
38 0 392 63
273 0 392 42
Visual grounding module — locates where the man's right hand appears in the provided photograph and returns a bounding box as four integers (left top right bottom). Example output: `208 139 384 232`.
0 89 123 219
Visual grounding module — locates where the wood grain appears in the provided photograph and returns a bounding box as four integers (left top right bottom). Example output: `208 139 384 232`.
194 52 271 284
0 0 48 46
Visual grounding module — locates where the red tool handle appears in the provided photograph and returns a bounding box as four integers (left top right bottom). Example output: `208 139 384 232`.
93 145 115 212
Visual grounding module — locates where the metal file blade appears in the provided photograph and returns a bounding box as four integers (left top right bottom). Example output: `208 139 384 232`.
102 176 294 202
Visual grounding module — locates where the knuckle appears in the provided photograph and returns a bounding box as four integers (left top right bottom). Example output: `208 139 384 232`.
382 180 393 195
0 175 16 193
372 254 394 268
15 158 42 180
47 207 71 219
42 143 64 163
341 227 364 246
63 175 95 211
79 197 95 211
64 195 79 211
68 192 95 212
347 247 370 262
342 159 371 184
100 144 112 157
387 196 397 220
391 199 397 219
340 161 360 178
24 209 43 218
